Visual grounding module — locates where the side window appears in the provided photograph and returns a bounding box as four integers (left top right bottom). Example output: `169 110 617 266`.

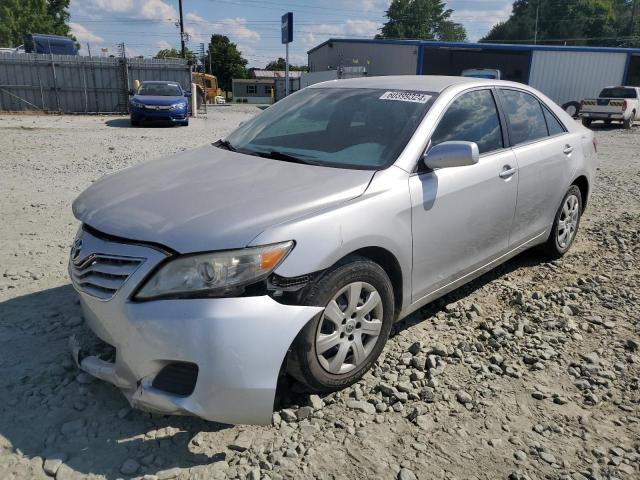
430 89 503 155
500 89 549 145
542 106 566 136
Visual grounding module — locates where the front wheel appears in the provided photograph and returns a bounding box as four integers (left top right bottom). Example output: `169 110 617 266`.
287 257 395 392
542 185 582 259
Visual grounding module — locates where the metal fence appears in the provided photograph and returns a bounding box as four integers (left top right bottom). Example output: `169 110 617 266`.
0 53 191 113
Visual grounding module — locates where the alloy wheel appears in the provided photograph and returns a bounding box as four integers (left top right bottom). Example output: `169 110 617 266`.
315 281 383 375
557 194 580 249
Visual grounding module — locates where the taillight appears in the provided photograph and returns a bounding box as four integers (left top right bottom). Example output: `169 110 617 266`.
592 136 598 153
622 100 628 111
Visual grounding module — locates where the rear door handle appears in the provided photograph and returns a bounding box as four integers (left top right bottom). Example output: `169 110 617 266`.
563 145 574 155
499 166 517 179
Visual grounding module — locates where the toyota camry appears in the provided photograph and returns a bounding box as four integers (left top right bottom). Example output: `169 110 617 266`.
69 76 597 424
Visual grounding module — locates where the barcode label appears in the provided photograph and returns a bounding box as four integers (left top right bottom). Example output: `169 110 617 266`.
379 91 431 103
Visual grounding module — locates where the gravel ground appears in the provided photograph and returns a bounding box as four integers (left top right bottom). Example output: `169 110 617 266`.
0 110 638 480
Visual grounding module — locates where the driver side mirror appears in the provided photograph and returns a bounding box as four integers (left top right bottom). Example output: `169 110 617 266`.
423 141 479 170
128 89 134 96
184 91 192 97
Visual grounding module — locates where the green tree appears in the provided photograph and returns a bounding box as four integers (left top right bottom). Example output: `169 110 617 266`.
264 57 308 71
376 0 467 41
154 47 197 63
205 34 248 91
0 0 74 47
481 0 638 48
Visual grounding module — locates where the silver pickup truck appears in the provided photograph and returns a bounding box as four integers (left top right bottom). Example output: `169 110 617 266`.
580 86 640 129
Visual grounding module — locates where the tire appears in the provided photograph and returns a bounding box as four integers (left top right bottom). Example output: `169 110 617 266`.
562 101 581 118
542 185 583 259
287 256 395 393
581 118 592 128
130 119 139 127
623 115 633 130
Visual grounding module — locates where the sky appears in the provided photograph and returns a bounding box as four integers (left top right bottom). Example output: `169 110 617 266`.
69 0 514 67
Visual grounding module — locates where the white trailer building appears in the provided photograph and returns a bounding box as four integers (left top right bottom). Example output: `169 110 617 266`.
307 39 640 116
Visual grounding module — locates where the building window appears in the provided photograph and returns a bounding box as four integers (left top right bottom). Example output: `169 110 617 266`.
264 85 272 95
246 85 257 94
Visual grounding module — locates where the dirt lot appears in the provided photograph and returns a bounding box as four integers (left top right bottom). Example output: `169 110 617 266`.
0 110 638 480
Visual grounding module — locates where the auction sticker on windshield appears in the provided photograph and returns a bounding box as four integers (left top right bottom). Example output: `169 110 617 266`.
379 91 431 103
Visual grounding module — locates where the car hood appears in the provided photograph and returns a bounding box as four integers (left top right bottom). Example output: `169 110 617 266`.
132 95 185 106
73 145 375 253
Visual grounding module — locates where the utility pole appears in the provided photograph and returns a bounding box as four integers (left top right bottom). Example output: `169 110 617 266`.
534 1 540 45
178 0 185 58
631 0 638 38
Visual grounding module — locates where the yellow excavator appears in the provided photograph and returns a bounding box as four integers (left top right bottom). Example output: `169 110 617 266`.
192 72 224 106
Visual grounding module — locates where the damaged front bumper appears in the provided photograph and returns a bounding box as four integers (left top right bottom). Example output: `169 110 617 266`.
69 228 321 425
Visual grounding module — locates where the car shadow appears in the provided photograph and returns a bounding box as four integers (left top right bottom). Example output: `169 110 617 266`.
392 247 544 334
104 119 177 128
274 247 547 410
0 284 231 479
586 121 627 131
0 249 547 476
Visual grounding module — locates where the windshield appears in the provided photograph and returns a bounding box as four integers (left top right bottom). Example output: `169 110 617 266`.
138 83 183 96
224 87 435 169
599 87 637 99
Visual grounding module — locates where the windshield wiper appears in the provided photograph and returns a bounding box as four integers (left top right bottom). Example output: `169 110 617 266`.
255 150 319 166
214 139 237 152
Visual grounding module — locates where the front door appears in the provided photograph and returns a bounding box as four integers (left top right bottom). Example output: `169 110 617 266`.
410 88 518 302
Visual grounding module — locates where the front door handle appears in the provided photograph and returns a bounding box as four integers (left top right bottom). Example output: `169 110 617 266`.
563 145 574 155
499 166 517 179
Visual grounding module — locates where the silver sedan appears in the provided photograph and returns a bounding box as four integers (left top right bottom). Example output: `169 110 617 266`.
69 76 597 424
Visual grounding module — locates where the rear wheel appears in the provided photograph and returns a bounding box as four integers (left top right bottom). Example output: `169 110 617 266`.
623 114 634 130
287 257 394 392
130 118 139 127
542 185 582 259
562 101 580 118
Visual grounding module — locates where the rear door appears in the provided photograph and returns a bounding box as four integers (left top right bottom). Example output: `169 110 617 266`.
498 88 576 246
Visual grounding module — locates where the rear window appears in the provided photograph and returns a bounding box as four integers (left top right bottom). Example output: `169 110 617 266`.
542 106 566 136
599 88 637 99
500 89 549 146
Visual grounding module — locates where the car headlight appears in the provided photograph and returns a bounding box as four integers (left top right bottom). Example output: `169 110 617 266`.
135 241 294 300
170 102 187 110
130 100 144 109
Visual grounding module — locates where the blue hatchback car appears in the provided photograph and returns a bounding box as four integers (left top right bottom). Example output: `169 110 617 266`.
129 81 191 127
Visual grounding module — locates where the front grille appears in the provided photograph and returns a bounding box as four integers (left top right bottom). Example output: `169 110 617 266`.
70 254 144 300
152 362 199 396
144 105 171 110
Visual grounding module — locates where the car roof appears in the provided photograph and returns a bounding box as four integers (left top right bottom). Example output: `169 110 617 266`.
141 81 181 85
309 75 494 93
